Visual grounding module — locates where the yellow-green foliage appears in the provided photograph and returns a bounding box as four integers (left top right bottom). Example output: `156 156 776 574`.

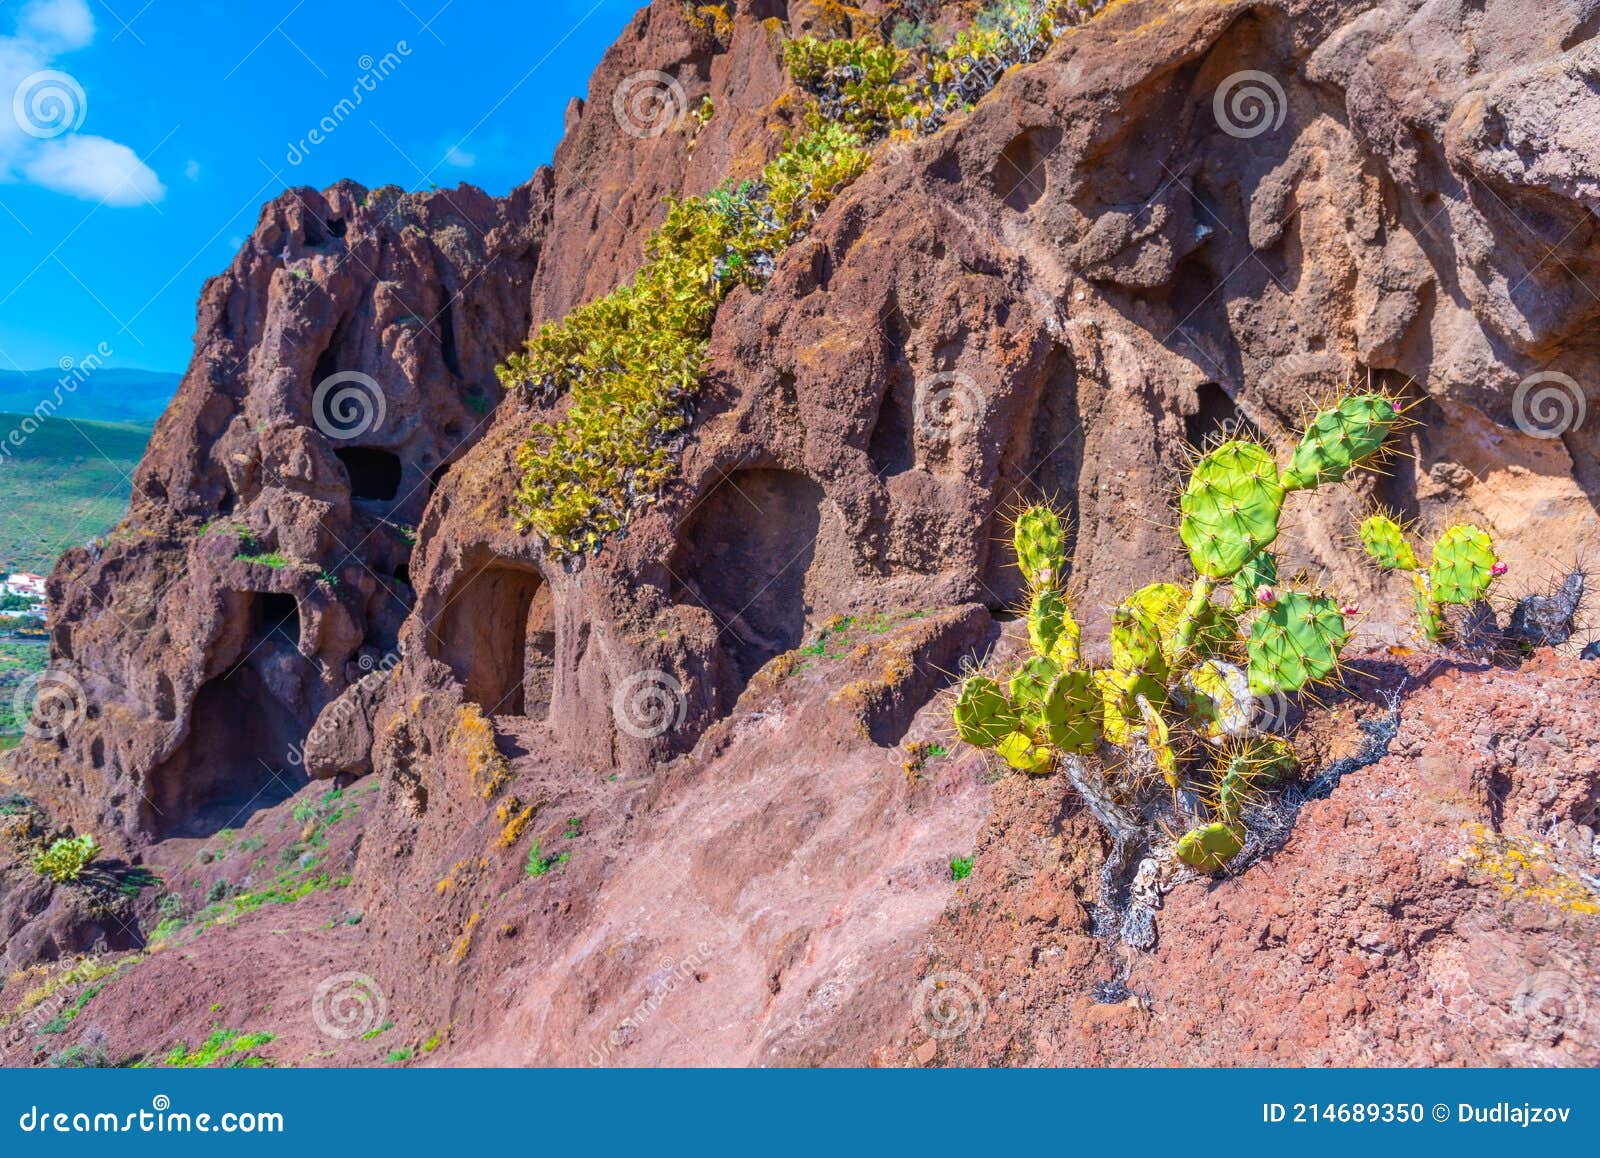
449 703 510 800
33 834 96 883
502 124 868 556
501 2 1085 558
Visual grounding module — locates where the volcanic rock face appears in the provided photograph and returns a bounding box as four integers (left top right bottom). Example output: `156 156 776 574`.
3 0 1599 1066
15 179 548 842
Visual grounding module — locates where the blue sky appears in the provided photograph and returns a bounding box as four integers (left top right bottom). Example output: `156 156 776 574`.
0 0 644 373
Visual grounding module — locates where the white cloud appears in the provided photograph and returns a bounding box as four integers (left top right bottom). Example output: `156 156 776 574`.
184 158 200 181
442 145 475 169
1 0 164 206
23 135 166 204
18 0 94 52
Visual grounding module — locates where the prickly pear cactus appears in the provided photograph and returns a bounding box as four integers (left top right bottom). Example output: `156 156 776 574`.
1180 441 1285 579
1014 504 1066 588
1111 602 1166 674
951 389 1396 918
1175 822 1244 872
1428 524 1497 605
1359 512 1419 571
953 675 1018 749
1280 393 1399 491
1039 669 1100 754
1247 592 1349 696
1028 586 1073 658
1356 513 1502 641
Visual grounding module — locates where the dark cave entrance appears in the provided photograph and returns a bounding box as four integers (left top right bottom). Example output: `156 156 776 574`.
429 562 555 721
671 469 823 689
143 591 309 838
335 446 403 502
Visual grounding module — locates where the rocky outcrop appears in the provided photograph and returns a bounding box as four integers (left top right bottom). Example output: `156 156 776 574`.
13 179 548 843
3 0 1598 1066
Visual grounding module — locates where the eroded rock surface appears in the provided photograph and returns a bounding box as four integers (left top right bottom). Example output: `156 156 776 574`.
3 0 1598 1066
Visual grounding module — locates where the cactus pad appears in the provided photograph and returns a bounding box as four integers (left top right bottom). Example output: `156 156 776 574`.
996 730 1053 774
1246 592 1348 695
1013 505 1067 589
1028 586 1075 660
1359 513 1419 571
1111 602 1166 673
1038 669 1100 754
952 675 1019 749
1428 524 1497 605
1180 441 1285 578
1175 822 1243 872
1280 393 1398 491
1008 655 1060 721
1095 669 1166 745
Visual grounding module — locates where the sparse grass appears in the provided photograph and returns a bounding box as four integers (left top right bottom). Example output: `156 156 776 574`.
233 551 292 569
524 839 568 879
156 1028 276 1069
360 1019 394 1041
385 1046 413 1063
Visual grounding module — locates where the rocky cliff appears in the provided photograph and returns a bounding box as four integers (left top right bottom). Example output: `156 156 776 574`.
1 0 1597 1067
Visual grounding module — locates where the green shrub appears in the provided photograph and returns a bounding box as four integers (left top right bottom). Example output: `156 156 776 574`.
949 856 975 881
33 835 96 883
502 124 868 556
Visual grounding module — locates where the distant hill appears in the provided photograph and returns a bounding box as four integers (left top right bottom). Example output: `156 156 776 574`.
0 367 179 425
0 414 152 573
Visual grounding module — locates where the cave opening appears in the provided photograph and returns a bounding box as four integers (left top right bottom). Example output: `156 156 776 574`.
335 446 403 502
670 469 824 689
142 590 309 838
428 562 555 721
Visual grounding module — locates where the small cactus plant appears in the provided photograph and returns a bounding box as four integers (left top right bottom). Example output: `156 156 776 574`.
952 392 1399 887
1358 512 1501 641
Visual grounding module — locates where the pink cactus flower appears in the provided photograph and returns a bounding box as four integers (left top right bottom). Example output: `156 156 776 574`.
1340 603 1360 616
1255 584 1277 606
1491 561 1508 577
